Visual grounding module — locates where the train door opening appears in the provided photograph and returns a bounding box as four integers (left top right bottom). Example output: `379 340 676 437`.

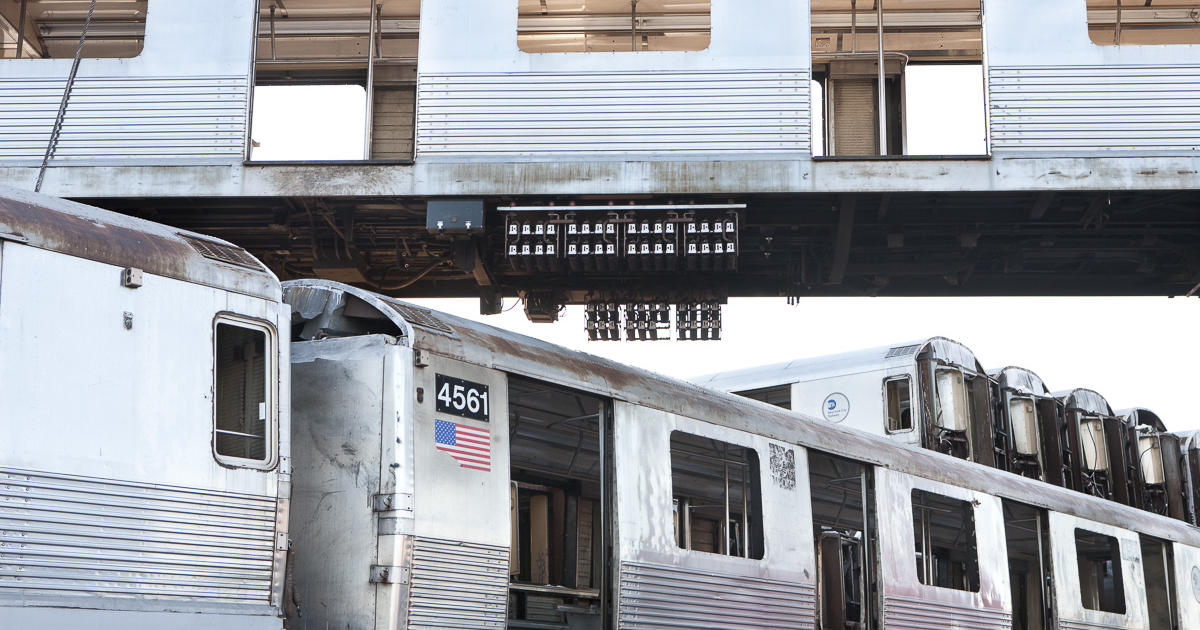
1139 536 1176 630
1002 500 1053 630
507 376 611 630
808 450 878 630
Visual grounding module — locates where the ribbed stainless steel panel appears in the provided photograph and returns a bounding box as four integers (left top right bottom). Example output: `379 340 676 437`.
406 537 508 629
1059 620 1128 630
990 65 1200 153
0 76 248 162
618 561 816 629
0 467 276 603
884 595 1011 630
417 70 810 157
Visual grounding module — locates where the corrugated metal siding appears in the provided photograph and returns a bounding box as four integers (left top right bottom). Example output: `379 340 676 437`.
884 595 1011 630
0 75 248 162
618 561 816 629
1059 620 1129 630
0 467 276 603
406 537 508 629
990 65 1200 153
417 70 810 157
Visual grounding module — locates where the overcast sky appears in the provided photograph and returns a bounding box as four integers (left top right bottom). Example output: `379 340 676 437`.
251 71 1200 433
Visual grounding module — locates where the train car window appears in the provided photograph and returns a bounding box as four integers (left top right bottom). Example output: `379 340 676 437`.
1139 536 1176 630
213 319 273 464
736 384 791 410
1075 528 1126 614
2 1 148 59
670 431 763 559
912 489 980 592
517 0 712 53
885 376 912 432
1003 501 1052 630
1087 0 1200 46
809 450 878 630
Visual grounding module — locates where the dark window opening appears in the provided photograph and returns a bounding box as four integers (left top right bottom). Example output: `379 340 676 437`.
737 384 791 410
1003 501 1052 630
912 489 980 592
1139 536 1175 630
809 450 878 630
518 0 711 53
1075 528 1125 615
1 1 147 59
508 376 608 628
214 322 270 462
885 376 912 432
670 431 763 559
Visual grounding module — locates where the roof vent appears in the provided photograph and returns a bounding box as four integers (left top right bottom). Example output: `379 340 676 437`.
180 234 262 270
885 344 921 358
383 300 454 334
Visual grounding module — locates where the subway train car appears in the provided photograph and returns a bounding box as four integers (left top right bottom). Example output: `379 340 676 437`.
0 186 290 629
282 280 1200 630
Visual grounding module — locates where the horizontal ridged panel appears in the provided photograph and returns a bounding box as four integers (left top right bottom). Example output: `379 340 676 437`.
406 537 508 629
884 595 1010 630
990 65 1200 152
619 561 815 629
0 76 247 161
417 70 810 156
0 468 276 603
1059 620 1129 630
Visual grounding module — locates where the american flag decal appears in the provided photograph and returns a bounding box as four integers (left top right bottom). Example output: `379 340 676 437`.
434 419 491 472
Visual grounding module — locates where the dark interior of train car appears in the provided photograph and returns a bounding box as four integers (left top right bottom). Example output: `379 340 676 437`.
1074 529 1126 615
808 450 877 630
507 376 608 630
737 384 791 410
669 432 764 559
1002 501 1052 630
911 489 980 593
1139 535 1177 630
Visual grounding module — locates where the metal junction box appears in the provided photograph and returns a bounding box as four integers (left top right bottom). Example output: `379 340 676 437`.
427 199 485 233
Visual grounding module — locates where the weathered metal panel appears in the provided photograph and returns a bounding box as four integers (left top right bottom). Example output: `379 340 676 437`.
989 65 1200 154
0 467 277 603
416 70 811 157
618 561 815 629
406 537 508 629
883 595 1011 630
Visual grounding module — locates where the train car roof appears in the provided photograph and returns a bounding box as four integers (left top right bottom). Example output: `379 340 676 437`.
690 336 983 393
1117 408 1169 432
284 280 1200 546
990 366 1052 396
0 185 279 300
1053 388 1115 416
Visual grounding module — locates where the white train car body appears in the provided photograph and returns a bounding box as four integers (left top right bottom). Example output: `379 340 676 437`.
0 186 289 629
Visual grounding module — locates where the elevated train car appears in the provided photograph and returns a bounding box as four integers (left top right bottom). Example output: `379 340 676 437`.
281 282 1200 630
0 187 291 628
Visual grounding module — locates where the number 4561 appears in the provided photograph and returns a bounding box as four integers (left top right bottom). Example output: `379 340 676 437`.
437 381 489 415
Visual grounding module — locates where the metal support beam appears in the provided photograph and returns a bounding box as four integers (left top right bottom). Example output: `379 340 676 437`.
876 0 887 156
829 196 856 285
15 0 28 59
363 2 379 160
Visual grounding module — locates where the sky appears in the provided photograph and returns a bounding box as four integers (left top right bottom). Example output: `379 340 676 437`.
250 71 1200 433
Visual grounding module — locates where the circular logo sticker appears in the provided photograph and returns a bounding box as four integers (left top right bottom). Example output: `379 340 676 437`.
822 393 850 423
1192 565 1200 603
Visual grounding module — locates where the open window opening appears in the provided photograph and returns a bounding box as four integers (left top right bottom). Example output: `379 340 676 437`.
670 431 763 560
884 376 911 433
1075 529 1125 615
214 318 274 465
250 0 418 161
735 384 791 410
508 376 609 629
1088 0 1200 46
1139 535 1176 630
912 489 979 592
1002 501 1052 630
517 0 711 53
809 450 877 630
1 0 147 59
809 0 986 157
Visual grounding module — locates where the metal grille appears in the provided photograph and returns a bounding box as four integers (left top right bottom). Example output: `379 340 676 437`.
619 561 816 629
886 344 921 358
417 70 811 157
384 300 454 333
0 467 277 603
884 595 1011 630
407 537 508 629
181 234 262 270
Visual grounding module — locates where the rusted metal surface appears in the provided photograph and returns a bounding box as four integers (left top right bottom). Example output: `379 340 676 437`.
0 185 278 299
281 280 1200 548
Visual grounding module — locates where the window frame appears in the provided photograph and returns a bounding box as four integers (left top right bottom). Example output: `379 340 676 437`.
211 312 279 470
668 429 765 560
883 375 914 434
1074 527 1127 615
515 0 713 55
911 488 981 593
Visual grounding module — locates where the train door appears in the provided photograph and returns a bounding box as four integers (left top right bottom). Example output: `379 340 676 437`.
506 376 611 629
1139 536 1177 630
1046 512 1150 630
1002 500 1054 630
809 450 879 630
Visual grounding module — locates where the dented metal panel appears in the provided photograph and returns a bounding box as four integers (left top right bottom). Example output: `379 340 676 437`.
406 537 508 629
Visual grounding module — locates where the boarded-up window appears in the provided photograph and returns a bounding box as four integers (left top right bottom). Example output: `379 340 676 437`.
215 321 271 463
1076 529 1126 614
1088 1 1200 46
518 0 711 53
671 431 763 559
912 489 980 592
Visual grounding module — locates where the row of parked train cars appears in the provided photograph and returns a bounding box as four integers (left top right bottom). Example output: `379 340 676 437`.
1 184 1198 630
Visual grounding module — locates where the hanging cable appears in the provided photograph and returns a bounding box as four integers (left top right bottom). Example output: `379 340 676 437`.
35 0 96 192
